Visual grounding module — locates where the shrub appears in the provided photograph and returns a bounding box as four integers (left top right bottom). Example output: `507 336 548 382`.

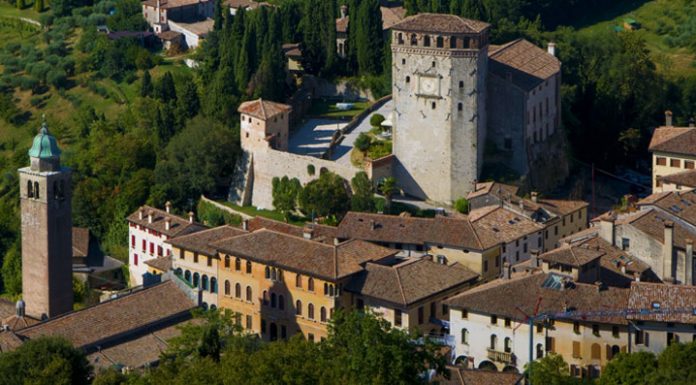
454 197 469 214
354 132 371 152
370 113 385 128
307 164 315 176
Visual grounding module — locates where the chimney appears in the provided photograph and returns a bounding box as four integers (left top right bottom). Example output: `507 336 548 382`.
303 226 314 240
242 219 249 231
15 300 25 317
598 213 615 246
531 191 538 203
165 201 171 213
547 42 556 56
148 210 154 224
502 262 511 280
530 249 540 268
686 239 693 285
165 217 171 231
663 221 674 282
340 4 348 19
188 211 194 224
139 208 144 221
665 110 673 127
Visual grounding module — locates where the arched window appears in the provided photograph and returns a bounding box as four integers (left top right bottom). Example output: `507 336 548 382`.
263 290 268 305
175 268 182 276
201 275 209 291
308 278 314 292
296 300 302 316
320 306 327 322
246 260 252 273
424 35 430 47
279 295 285 310
210 304 217 311
224 255 230 268
193 273 200 288
324 283 328 295
246 286 252 301
461 328 469 344
271 268 277 281
397 32 403 44
450 36 457 48
235 257 241 271
210 277 217 293
308 303 315 319
224 280 230 295
410 33 417 46
296 274 302 288
536 343 544 359
265 266 270 279
490 334 497 350
34 182 39 199
235 283 241 298
185 270 191 283
328 285 334 297
436 36 444 48
271 293 277 308
504 337 512 353
277 269 283 282
27 180 33 198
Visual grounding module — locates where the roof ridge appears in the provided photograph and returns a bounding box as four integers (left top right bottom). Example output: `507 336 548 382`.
394 266 407 305
466 220 484 249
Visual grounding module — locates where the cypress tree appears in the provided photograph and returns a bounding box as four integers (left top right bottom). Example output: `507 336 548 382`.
140 70 153 98
461 0 484 20
235 22 254 94
33 0 44 12
157 72 177 103
16 0 25 9
356 0 383 75
322 0 337 75
176 80 200 121
345 0 360 73
299 0 326 75
213 0 224 31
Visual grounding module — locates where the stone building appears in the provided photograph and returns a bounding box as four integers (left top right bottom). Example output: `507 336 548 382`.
335 3 407 58
239 99 292 152
649 112 696 193
141 0 214 48
18 122 73 320
390 14 566 203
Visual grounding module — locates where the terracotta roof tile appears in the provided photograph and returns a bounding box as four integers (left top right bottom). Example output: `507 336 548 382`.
467 181 519 200
489 39 560 90
72 227 90 258
659 169 696 188
167 225 247 257
247 217 338 244
391 13 490 34
536 198 588 216
438 366 523 385
649 126 696 156
213 229 396 280
628 282 696 323
447 272 630 324
0 332 22 353
127 205 207 238
345 258 478 307
469 206 544 247
144 255 173 272
0 299 16 321
539 243 603 267
637 190 696 228
237 98 291 120
620 208 695 250
18 280 195 349
142 0 209 9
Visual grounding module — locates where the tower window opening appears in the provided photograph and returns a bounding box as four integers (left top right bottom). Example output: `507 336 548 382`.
458 103 463 111
431 102 436 109
27 180 33 198
459 81 464 88
406 76 410 83
450 37 457 49
34 182 39 199
436 36 443 48
424 35 430 47
410 34 417 46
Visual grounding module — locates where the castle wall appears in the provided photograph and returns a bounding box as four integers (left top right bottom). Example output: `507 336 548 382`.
487 73 528 175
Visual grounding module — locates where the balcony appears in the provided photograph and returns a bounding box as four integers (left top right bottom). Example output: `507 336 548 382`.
487 349 515 365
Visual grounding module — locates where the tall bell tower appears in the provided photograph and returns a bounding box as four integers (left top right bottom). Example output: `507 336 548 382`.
390 14 490 203
18 120 73 319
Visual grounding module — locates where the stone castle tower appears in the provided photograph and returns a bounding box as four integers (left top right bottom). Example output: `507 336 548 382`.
18 121 73 319
391 14 490 203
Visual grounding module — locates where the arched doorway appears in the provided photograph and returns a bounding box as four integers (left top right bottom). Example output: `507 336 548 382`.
270 322 278 341
478 361 497 372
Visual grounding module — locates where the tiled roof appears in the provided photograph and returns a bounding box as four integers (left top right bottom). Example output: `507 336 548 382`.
438 366 523 385
247 217 338 244
649 126 696 156
539 243 603 267
344 258 478 307
536 198 588 216
447 272 630 324
168 225 247 257
237 98 291 120
336 16 349 33
224 0 269 9
18 280 195 349
158 30 183 40
637 190 696 228
2 315 39 331
144 255 173 272
391 13 490 34
142 0 208 9
336 6 406 33
173 19 214 37
213 229 396 280
627 282 696 323
489 39 560 90
619 208 694 250
127 205 207 238
282 43 302 58
659 169 696 188
0 332 22 352
87 321 187 370
72 227 90 258
469 206 544 247
467 181 519 200
337 212 486 250
0 299 16 320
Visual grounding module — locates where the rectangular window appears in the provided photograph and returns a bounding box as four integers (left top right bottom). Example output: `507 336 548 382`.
142 239 146 252
671 159 681 168
483 260 488 272
686 161 695 169
621 238 630 251
573 322 580 334
134 253 138 266
131 235 135 247
179 249 184 259
491 315 498 325
149 242 154 255
193 253 198 263
592 324 600 336
207 256 212 267
157 246 163 256
308 333 314 342
504 318 511 327
635 330 644 345
656 157 667 166
612 326 619 338
246 315 252 330
462 309 468 319
572 341 581 358
395 310 402 327
442 304 448 316
418 307 424 324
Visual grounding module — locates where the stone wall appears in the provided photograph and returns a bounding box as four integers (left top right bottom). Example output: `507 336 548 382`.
247 148 360 209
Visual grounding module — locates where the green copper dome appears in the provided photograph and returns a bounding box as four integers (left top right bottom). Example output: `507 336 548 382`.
28 121 61 159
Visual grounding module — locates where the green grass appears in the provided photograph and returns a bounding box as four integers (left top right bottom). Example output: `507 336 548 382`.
307 99 370 119
219 201 309 226
577 0 696 77
0 2 41 22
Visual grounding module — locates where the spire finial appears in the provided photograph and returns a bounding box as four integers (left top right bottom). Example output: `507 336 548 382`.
40 114 48 134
